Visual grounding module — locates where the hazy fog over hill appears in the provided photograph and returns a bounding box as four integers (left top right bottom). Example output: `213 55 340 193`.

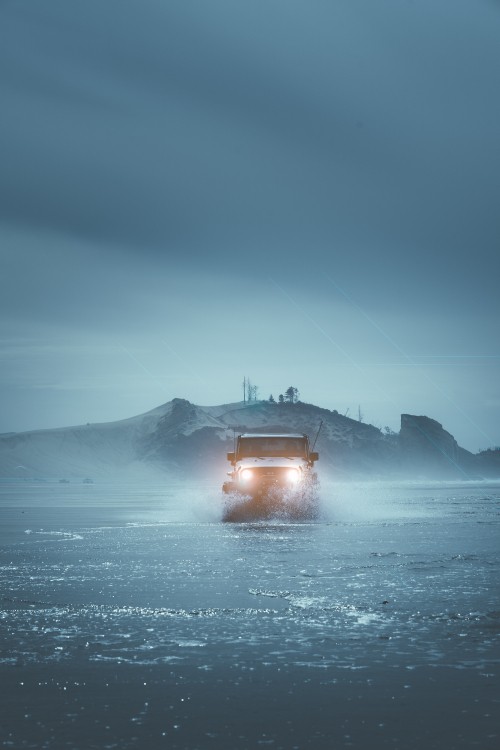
1 398 498 482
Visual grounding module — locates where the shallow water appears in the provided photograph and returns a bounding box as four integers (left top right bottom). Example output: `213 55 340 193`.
1 481 499 749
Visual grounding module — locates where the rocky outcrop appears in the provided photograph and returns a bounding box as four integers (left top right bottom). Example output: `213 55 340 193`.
399 414 477 478
400 414 459 470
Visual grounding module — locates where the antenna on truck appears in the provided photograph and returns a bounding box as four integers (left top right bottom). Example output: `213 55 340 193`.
312 420 323 451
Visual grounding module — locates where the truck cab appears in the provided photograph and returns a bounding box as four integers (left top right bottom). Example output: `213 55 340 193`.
223 433 319 497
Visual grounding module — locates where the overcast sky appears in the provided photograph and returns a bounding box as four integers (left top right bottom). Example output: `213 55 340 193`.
1 0 499 452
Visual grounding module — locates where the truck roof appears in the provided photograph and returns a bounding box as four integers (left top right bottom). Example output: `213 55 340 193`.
239 433 307 439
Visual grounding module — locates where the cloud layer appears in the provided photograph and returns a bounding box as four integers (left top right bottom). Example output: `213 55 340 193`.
1 1 499 449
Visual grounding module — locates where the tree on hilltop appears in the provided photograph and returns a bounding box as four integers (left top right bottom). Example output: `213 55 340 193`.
285 386 299 403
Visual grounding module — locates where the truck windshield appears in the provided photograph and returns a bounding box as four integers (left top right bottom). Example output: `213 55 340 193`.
238 437 308 458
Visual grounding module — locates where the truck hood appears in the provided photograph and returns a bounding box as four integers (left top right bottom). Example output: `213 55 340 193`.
236 457 308 470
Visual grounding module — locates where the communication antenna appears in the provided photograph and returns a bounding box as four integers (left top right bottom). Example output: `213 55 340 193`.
312 419 323 451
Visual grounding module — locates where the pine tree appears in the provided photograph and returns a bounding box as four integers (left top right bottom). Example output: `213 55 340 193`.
285 386 299 403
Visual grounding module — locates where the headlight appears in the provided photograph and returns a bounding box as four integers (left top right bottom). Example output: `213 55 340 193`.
287 468 300 483
241 469 253 481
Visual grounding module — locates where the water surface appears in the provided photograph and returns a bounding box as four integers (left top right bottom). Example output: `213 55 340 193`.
1 481 499 748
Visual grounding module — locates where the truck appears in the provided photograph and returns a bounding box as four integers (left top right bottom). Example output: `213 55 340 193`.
222 432 319 520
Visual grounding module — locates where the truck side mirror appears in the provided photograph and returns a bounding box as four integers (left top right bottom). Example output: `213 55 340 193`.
309 451 319 463
227 452 236 464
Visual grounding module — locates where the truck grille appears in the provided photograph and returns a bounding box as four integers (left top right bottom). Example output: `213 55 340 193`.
250 467 292 484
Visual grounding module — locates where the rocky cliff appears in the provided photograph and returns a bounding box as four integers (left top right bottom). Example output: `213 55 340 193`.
399 414 466 478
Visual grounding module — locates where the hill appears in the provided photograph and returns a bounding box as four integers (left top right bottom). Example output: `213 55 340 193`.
0 398 498 481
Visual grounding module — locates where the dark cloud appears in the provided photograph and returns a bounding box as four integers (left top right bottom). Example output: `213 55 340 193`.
0 0 499 446
1 1 499 270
